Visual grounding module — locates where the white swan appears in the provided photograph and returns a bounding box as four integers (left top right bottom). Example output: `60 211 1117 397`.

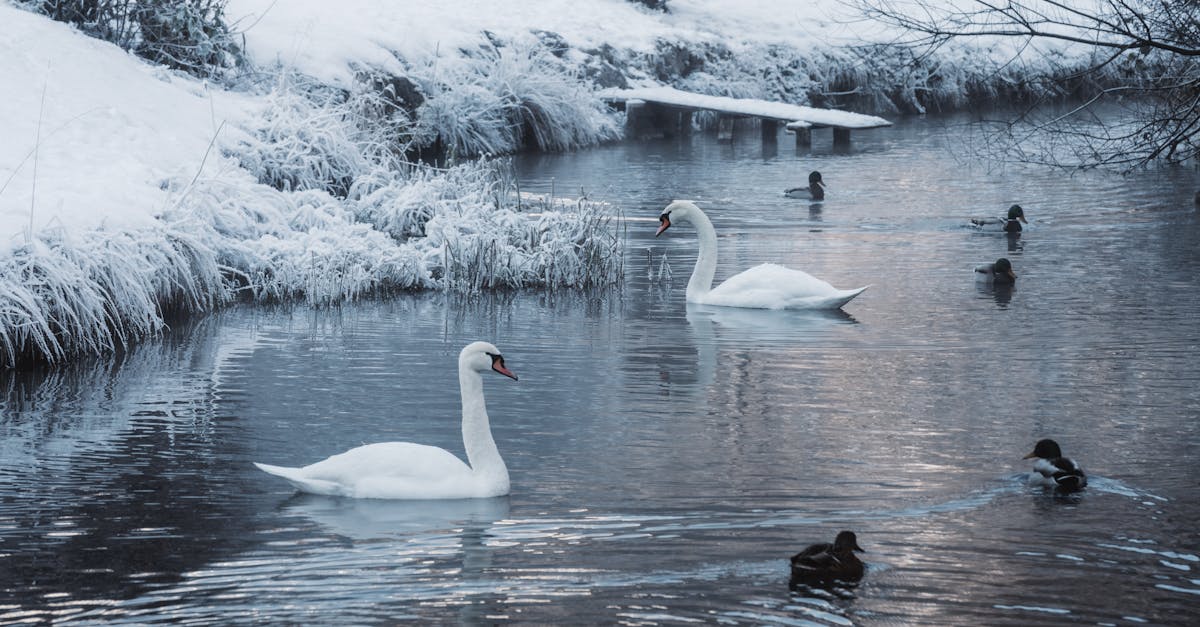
254 341 518 499
656 200 867 309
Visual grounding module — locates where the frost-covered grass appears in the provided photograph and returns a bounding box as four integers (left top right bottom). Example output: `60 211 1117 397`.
0 223 221 368
2 0 1128 369
409 37 621 158
0 156 623 367
670 39 1120 122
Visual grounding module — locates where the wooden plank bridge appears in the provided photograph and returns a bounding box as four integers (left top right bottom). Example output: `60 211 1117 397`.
599 86 891 147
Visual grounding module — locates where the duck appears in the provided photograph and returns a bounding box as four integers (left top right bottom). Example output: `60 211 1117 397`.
975 257 1016 284
655 200 867 309
971 204 1027 233
1024 438 1087 493
785 171 825 200
790 531 866 584
254 341 518 499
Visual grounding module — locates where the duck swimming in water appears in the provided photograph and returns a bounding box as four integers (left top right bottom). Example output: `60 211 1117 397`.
975 257 1016 284
790 530 865 584
971 204 1028 233
785 171 825 201
1024 439 1087 493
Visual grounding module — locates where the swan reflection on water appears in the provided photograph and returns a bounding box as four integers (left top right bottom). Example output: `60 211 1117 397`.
686 303 856 341
281 493 511 540
687 304 858 389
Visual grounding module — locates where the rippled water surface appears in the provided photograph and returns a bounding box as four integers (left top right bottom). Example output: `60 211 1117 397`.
3 117 1199 625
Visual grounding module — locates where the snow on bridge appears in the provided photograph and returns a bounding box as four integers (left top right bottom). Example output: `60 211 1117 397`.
599 85 891 146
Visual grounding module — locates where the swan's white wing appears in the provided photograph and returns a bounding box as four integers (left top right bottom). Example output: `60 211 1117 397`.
302 442 470 482
702 264 866 310
256 442 484 499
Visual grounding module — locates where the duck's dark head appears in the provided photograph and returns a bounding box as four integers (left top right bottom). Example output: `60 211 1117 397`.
994 257 1016 281
809 171 823 186
1007 204 1028 223
1024 438 1064 460
834 531 864 553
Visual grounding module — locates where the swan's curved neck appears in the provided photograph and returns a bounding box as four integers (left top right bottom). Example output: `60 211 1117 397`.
682 210 718 301
459 365 507 479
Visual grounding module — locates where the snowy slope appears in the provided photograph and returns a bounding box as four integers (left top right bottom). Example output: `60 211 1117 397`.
0 4 256 254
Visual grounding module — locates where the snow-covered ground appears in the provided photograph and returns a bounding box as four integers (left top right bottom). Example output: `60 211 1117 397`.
1 0 1098 368
224 0 865 87
0 6 256 251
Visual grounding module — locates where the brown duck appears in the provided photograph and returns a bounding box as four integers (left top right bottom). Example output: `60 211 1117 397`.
789 530 865 584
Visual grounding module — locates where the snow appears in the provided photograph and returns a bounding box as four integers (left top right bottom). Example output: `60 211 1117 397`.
0 4 255 254
600 86 892 128
225 0 863 87
0 0 1103 366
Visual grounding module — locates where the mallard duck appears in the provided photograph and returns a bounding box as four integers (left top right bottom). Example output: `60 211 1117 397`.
785 171 825 200
789 530 865 584
975 257 1016 284
1024 439 1087 493
971 204 1027 233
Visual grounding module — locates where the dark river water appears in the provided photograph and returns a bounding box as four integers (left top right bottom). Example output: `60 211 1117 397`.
3 116 1199 625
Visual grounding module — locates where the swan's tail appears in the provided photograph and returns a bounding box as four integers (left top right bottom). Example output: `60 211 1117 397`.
253 462 349 496
826 285 868 309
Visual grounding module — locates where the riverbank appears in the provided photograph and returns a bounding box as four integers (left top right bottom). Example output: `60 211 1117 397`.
1 0 1103 368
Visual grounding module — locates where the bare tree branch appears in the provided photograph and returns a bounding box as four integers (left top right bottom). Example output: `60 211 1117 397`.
851 0 1200 170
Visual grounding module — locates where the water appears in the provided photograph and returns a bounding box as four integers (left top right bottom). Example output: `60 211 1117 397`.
3 116 1200 625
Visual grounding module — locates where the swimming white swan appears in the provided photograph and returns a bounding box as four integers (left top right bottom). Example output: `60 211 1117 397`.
254 341 518 499
656 200 867 309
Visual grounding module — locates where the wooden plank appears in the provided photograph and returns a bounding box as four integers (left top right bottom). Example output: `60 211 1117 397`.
600 86 891 130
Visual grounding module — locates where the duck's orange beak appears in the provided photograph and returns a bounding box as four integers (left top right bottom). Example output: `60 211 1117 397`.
1022 450 1037 459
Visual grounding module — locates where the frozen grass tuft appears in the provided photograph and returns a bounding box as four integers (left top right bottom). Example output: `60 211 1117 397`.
1 156 623 367
424 167 624 291
0 223 221 369
410 37 621 158
235 75 376 198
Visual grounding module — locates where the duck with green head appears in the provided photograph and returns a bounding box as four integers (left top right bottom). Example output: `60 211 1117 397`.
975 257 1016 284
785 171 825 201
1024 438 1087 493
971 204 1028 233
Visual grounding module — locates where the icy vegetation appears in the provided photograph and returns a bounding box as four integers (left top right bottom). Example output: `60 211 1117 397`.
1 152 622 367
2 0 1121 368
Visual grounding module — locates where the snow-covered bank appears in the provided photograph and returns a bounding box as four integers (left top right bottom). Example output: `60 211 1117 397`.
0 3 623 369
3 0 1112 369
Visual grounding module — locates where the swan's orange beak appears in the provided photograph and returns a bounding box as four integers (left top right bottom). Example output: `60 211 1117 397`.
656 214 671 237
491 355 518 381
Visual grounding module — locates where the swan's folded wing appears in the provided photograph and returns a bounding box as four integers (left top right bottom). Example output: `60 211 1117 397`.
705 264 865 309
254 462 353 496
302 442 471 483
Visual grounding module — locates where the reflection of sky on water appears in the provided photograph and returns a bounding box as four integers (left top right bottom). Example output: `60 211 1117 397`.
3 115 1200 624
